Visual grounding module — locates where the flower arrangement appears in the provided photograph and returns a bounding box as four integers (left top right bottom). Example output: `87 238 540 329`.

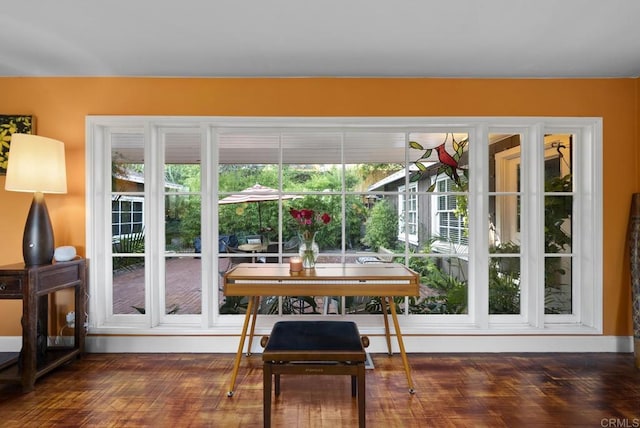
289 208 331 240
289 208 331 268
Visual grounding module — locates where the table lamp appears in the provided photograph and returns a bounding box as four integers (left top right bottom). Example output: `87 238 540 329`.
4 133 67 265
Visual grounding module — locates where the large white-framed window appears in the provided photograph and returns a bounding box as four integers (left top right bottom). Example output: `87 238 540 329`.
86 116 602 341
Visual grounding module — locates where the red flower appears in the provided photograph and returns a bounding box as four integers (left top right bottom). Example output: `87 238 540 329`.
289 207 331 234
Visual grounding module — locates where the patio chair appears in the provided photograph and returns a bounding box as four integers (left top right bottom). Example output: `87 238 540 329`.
283 235 299 252
259 242 280 263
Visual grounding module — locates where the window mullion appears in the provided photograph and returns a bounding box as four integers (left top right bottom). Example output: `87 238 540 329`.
202 124 214 327
470 124 489 328
148 123 162 327
523 124 545 328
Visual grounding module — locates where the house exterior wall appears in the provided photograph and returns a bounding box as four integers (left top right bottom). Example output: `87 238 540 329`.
0 77 637 339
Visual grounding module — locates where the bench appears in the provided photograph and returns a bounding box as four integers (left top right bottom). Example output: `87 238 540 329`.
261 321 368 428
357 246 395 264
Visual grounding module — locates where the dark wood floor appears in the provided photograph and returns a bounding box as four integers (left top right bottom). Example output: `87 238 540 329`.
0 352 639 427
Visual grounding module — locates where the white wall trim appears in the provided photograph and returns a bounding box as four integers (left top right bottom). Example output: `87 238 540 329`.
84 335 634 354
3 334 631 354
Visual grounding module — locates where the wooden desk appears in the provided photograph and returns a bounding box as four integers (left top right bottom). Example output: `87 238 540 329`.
223 263 419 397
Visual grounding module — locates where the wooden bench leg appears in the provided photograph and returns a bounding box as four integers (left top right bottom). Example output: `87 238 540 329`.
358 363 366 428
275 374 280 396
351 375 358 397
263 362 272 428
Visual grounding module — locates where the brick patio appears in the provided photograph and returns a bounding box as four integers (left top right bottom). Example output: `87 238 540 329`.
113 256 434 315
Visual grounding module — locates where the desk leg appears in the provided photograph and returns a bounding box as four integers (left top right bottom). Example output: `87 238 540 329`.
263 361 272 428
227 296 255 397
387 297 416 394
246 296 260 356
381 297 393 356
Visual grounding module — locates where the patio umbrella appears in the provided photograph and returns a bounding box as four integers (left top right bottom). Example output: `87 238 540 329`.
218 183 298 230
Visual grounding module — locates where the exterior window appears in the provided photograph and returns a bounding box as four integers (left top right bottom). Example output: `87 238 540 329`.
434 177 467 246
398 183 418 244
112 197 143 237
87 117 602 343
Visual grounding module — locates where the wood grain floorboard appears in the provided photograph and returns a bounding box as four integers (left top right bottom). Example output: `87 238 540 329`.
0 353 638 427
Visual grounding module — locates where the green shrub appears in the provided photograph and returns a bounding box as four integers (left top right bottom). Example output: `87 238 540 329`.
362 199 398 250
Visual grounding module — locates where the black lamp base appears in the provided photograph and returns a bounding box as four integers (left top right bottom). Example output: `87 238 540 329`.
22 192 55 266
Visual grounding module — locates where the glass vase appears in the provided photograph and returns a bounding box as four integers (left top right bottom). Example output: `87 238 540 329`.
299 231 319 269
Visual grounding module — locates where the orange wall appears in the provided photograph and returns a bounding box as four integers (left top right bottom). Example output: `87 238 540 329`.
0 77 637 337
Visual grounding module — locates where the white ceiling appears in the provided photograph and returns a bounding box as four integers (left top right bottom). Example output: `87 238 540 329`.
2 0 640 78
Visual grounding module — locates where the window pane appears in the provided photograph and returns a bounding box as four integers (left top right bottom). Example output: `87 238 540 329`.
290 194 342 254
165 257 201 315
218 131 281 237
343 196 369 257
112 257 145 314
490 134 522 247
282 132 342 192
544 196 572 254
408 132 469 191
165 194 201 253
489 256 521 315
408 256 468 314
489 195 520 248
543 134 573 254
344 132 407 166
428 192 469 250
111 132 144 193
544 135 572 189
545 257 572 314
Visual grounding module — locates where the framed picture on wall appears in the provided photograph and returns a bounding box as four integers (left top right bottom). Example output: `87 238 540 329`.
0 115 35 175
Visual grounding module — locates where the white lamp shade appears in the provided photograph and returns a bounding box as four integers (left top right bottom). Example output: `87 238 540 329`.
4 133 67 194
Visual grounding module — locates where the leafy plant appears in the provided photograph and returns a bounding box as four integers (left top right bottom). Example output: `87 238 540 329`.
362 199 398 250
544 174 573 314
488 242 521 314
219 296 249 314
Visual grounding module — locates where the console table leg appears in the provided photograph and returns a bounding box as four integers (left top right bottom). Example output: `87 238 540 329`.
381 297 393 356
246 296 260 356
227 296 255 397
387 297 415 394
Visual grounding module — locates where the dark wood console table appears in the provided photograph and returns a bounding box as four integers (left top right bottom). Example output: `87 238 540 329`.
0 259 87 392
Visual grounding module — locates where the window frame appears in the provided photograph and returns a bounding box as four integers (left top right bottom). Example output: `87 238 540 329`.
86 116 603 337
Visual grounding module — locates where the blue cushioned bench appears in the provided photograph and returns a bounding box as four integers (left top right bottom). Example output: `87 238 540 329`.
261 321 368 428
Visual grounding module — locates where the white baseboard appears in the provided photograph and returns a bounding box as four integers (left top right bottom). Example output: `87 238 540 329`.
84 335 634 354
4 334 634 354
0 336 21 352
